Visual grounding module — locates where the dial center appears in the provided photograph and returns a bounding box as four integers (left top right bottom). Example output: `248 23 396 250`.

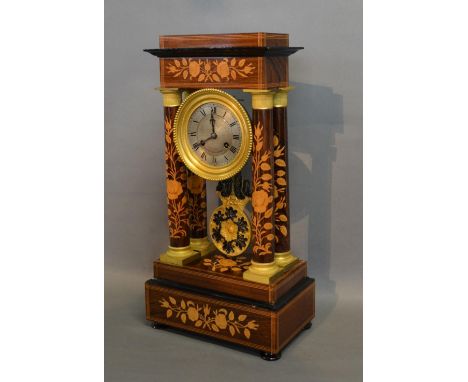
187 101 243 167
197 114 233 155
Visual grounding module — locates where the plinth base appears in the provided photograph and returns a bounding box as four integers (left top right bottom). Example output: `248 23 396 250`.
154 255 307 304
145 277 315 358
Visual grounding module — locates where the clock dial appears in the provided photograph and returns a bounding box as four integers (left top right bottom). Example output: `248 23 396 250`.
187 103 242 167
173 88 252 181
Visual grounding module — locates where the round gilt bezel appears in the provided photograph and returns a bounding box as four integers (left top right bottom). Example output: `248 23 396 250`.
173 88 252 181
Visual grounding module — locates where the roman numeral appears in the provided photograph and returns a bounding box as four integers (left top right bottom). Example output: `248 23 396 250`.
189 131 197 137
200 109 206 116
229 146 237 154
212 156 217 164
224 155 229 161
201 152 206 161
229 121 237 127
192 142 201 150
233 134 239 140
211 106 217 114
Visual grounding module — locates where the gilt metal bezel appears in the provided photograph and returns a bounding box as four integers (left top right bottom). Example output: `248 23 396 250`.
173 88 252 181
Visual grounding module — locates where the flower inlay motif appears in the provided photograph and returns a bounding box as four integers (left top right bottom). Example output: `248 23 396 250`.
187 173 207 234
165 117 189 238
251 122 274 257
166 58 256 83
159 296 259 339
202 254 250 274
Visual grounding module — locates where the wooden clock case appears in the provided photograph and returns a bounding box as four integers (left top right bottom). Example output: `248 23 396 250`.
144 33 314 360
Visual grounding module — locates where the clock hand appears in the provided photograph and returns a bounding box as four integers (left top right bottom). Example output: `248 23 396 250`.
199 135 215 146
197 113 219 147
210 110 217 139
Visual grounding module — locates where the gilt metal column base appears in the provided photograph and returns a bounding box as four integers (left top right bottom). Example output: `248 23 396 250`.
275 250 298 268
160 245 200 266
190 237 214 257
243 260 282 285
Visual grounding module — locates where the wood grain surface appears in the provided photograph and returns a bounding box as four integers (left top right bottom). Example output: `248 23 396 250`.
154 258 308 304
159 33 289 49
145 278 315 354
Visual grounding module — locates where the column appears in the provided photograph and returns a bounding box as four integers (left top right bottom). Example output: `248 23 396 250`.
181 90 214 257
187 171 214 256
242 89 281 284
159 88 199 266
273 87 297 267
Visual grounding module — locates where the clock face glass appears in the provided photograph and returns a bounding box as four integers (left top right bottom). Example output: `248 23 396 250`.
187 102 242 167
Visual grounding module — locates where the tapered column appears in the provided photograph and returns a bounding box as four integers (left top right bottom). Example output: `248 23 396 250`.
187 171 214 256
242 90 281 284
160 88 199 266
273 87 297 267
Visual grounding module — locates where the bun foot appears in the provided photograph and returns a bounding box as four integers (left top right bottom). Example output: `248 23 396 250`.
303 321 312 330
260 352 281 361
152 321 168 330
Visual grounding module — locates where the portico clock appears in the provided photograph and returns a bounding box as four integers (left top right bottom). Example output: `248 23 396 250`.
144 33 315 361
173 88 252 181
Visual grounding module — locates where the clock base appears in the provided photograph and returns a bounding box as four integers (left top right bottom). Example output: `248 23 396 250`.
145 277 315 358
154 256 307 304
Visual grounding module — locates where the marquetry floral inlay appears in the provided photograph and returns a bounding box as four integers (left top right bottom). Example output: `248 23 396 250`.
165 117 189 238
202 254 250 274
187 174 204 195
273 134 288 242
251 122 274 257
159 296 259 339
166 58 256 83
187 173 207 234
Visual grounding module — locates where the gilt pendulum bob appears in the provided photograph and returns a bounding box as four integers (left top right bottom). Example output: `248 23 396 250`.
209 175 252 258
144 33 315 360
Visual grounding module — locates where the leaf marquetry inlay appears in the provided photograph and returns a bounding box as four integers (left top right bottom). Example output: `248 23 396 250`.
273 134 288 242
166 58 256 83
159 296 259 339
187 173 207 235
251 122 275 257
165 116 189 238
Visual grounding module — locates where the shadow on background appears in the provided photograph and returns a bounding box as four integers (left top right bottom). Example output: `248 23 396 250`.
288 81 343 328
